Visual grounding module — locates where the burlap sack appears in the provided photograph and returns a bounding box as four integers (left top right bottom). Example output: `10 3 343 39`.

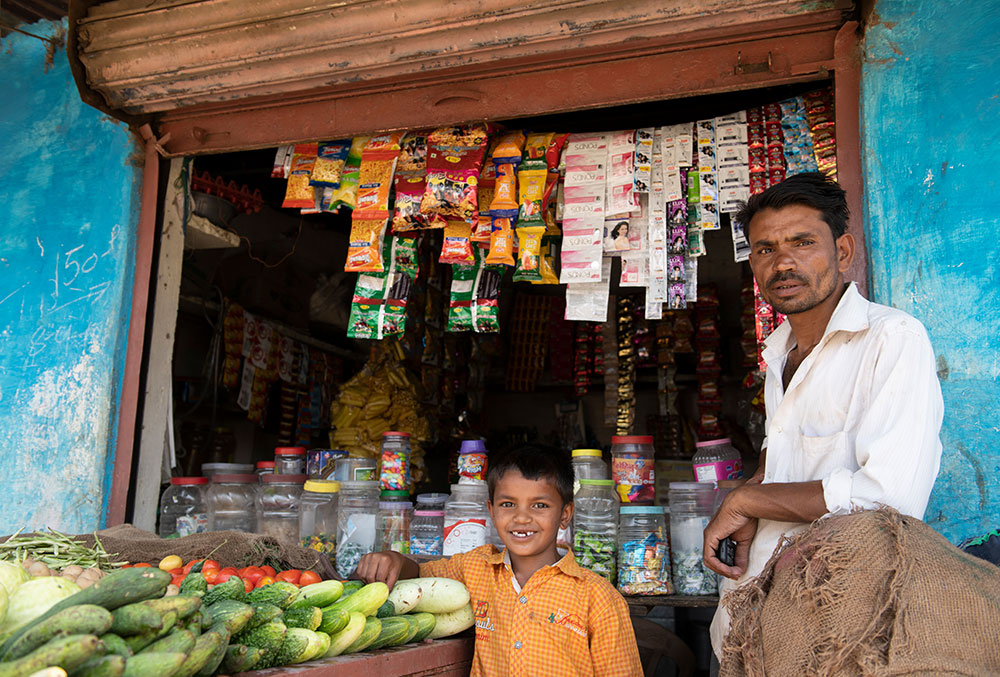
721 509 1000 676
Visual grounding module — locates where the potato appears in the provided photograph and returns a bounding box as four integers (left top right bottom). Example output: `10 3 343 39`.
164 584 180 597
61 565 83 579
21 557 35 571
28 561 52 577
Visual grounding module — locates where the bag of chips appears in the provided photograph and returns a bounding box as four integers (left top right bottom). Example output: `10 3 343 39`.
512 225 544 282
347 236 419 339
439 219 475 265
392 132 431 232
485 215 516 266
516 159 548 229
327 136 369 212
446 259 477 332
310 140 352 187
530 237 560 285
420 124 490 226
345 218 388 272
281 143 319 209
473 250 504 333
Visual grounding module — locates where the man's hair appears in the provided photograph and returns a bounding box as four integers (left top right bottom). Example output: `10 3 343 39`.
735 171 849 240
486 444 574 506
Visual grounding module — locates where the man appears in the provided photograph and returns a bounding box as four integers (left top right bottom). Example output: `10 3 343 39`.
704 172 943 655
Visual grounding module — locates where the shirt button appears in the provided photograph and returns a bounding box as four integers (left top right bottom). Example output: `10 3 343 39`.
514 641 522 649
775 425 783 433
519 596 527 604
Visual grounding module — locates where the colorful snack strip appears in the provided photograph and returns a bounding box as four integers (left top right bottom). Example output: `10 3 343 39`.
281 143 319 209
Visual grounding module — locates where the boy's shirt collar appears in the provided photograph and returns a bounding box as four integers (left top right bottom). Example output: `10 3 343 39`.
498 548 586 594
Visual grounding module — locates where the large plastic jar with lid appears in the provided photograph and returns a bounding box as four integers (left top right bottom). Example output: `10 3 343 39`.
611 435 656 505
336 480 380 578
443 482 490 556
380 433 412 491
618 506 672 595
207 474 258 533
410 510 444 555
571 449 608 495
299 480 340 563
159 477 209 538
573 479 618 583
668 482 718 595
256 474 305 543
692 438 743 482
377 491 413 553
274 447 306 475
415 493 449 511
256 461 275 484
457 439 488 484
334 456 377 482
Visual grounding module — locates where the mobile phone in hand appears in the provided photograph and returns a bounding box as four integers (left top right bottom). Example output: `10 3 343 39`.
717 537 736 567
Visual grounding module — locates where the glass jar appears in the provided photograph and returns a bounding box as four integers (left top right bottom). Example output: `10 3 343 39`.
611 435 656 505
159 477 209 538
571 449 608 495
336 480 380 578
377 491 413 553
299 480 340 563
307 449 347 481
443 482 490 556
334 456 377 482
256 474 305 543
380 433 412 491
692 438 743 482
618 506 672 595
206 474 258 533
410 510 445 556
457 439 488 484
668 481 718 595
256 461 275 484
572 479 618 583
274 447 306 475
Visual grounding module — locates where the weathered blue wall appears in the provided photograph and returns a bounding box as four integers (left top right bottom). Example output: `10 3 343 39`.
0 20 141 533
862 0 1000 543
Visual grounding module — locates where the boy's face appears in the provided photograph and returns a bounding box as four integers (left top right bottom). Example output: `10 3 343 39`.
488 469 573 560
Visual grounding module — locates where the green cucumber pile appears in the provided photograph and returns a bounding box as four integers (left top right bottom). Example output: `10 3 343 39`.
0 564 474 676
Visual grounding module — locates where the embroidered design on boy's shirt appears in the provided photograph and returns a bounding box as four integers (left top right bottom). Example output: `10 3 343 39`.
548 608 587 638
475 601 496 633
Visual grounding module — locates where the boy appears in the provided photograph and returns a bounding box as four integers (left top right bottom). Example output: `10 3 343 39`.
357 445 643 676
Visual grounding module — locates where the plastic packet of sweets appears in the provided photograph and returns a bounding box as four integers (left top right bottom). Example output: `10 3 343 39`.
516 159 548 228
345 218 388 272
512 226 544 282
310 140 352 187
485 216 516 266
327 136 369 211
281 143 319 209
439 219 476 264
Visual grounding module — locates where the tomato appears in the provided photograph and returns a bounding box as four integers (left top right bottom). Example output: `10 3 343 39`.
120 564 133 569
215 572 234 584
299 570 322 587
254 575 275 589
275 569 301 585
159 555 183 572
133 563 152 568
240 567 265 586
170 574 185 587
202 567 221 585
243 578 255 594
260 565 276 577
169 568 184 576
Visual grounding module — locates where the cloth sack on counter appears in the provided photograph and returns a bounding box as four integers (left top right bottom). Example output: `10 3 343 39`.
721 508 1000 677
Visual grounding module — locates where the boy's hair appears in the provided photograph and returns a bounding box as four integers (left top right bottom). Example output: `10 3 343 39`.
735 171 849 241
486 444 574 506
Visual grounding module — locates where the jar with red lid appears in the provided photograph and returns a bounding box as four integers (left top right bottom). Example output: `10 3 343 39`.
207 474 258 533
158 477 209 538
611 435 656 505
274 447 306 475
256 461 275 483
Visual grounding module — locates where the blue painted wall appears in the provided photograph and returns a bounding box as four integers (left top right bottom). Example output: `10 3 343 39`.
0 20 141 533
862 0 1000 543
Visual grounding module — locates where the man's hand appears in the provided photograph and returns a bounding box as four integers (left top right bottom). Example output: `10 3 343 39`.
703 489 758 580
356 551 418 590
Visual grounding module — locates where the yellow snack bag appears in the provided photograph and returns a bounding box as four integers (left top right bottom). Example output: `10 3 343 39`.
345 218 388 272
512 226 545 282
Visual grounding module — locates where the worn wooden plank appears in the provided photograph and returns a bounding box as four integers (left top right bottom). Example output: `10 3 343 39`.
243 637 474 676
626 594 719 610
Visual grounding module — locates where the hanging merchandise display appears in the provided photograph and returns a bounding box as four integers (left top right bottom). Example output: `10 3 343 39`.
391 130 432 232
616 296 637 435
559 133 607 283
802 88 838 178
347 235 419 340
422 124 491 227
280 143 319 210
345 133 405 272
326 135 368 212
446 247 503 333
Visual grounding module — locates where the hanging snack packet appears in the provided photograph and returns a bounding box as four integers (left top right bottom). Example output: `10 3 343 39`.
355 133 403 216
512 226 545 282
531 238 560 285
473 139 499 243
345 218 388 272
327 136 369 211
447 259 478 332
516 159 548 228
490 163 519 216
310 140 352 187
543 133 569 234
493 130 527 165
473 249 504 333
439 219 476 265
392 131 431 232
524 132 554 161
281 143 319 209
272 144 294 178
421 124 490 226
486 216 516 266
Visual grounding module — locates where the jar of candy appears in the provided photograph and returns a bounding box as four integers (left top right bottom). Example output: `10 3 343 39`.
274 447 306 475
299 480 339 562
618 506 672 595
410 509 444 556
668 482 718 595
206 474 258 533
307 449 347 480
692 438 743 482
336 480 380 578
571 449 608 495
611 435 656 505
256 461 275 483
256 474 305 543
572 479 618 583
159 477 209 538
334 456 377 482
377 491 412 553
380 433 411 491
415 493 449 510
457 439 488 484
443 482 490 556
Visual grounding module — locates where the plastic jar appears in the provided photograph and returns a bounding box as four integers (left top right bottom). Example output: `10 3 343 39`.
299 480 340 562
443 482 490 556
572 479 618 583
256 461 275 484
307 449 347 481
202 462 254 478
611 435 656 505
618 506 672 595
692 438 743 482
410 510 445 556
668 482 718 595
336 480 380 578
159 477 209 538
571 449 608 495
415 493 450 510
380 433 412 491
457 439 488 484
377 491 413 553
274 447 306 475
206 474 258 533
334 456 377 482
256 474 305 543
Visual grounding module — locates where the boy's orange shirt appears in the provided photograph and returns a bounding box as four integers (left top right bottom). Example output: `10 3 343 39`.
419 545 643 677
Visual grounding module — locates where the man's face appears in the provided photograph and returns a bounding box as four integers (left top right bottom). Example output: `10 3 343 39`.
748 204 853 315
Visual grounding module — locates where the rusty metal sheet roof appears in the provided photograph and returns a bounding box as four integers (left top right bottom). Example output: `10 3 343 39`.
73 0 851 115
3 0 68 26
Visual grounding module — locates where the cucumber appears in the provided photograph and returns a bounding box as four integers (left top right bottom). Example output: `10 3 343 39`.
343 616 381 654
339 580 365 599
323 612 365 658
123 611 177 653
192 624 230 677
177 574 206 599
140 629 195 656
409 577 470 614
246 582 299 610
288 580 343 610
401 615 421 644
0 569 170 658
282 606 322 631
273 627 312 666
317 606 349 635
71 654 126 677
428 603 474 639
220 644 263 674
2 605 112 661
177 609 204 634
201 577 245 607
122 652 186 677
141 597 201 622
98 634 132 658
110 603 163 637
367 616 410 650
386 579 423 615
0 634 102 677
233 621 286 670
374 600 396 618
204 600 253 635
324 582 388 618
244 602 283 631
410 612 436 642
313 630 331 659
298 630 326 663
174 627 225 677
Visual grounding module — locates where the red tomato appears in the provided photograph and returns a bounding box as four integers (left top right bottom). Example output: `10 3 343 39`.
240 567 265 586
219 567 239 578
215 572 234 584
275 569 301 585
171 574 185 587
133 563 152 568
202 568 220 585
260 565 276 577
299 570 322 587
254 575 275 589
243 578 254 594
203 559 220 571
169 568 184 576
